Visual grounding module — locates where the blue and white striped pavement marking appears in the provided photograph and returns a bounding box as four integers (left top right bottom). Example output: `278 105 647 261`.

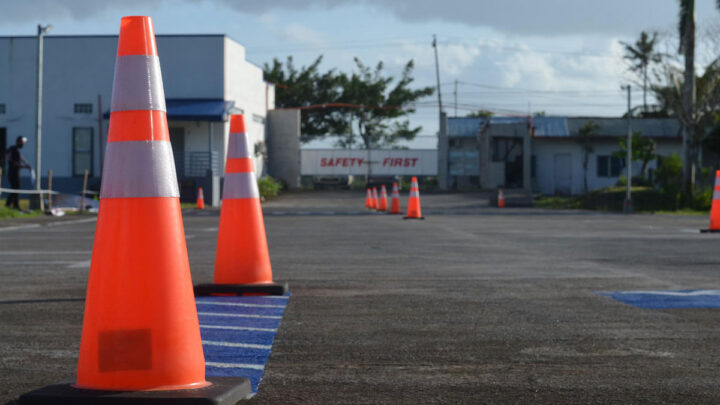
598 289 720 309
196 293 290 393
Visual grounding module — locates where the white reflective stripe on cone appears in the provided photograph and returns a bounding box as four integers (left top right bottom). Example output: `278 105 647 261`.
100 141 179 198
223 172 260 199
409 190 419 197
227 132 252 159
715 177 720 187
111 55 166 112
714 190 720 200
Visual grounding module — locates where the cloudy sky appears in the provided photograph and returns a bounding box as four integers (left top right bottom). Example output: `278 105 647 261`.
2 0 719 147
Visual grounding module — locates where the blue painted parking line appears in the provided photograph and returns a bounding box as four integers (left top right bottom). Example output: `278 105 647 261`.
197 293 290 394
598 289 720 309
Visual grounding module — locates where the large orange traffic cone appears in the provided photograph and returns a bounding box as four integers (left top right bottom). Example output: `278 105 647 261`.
20 16 250 404
404 177 424 220
196 186 205 209
389 182 401 214
194 115 287 296
372 187 379 211
702 170 720 233
379 185 388 211
498 188 505 208
365 188 373 209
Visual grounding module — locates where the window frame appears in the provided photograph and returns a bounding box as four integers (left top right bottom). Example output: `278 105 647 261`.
72 127 94 177
73 103 93 114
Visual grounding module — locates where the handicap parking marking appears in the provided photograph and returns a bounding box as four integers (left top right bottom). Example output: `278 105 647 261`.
197 292 290 394
597 289 720 309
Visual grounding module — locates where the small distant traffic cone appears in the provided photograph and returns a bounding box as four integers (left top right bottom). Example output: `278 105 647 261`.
379 185 388 211
194 115 287 296
372 187 379 211
389 182 401 214
196 186 205 209
19 16 250 404
498 188 506 208
365 188 373 209
404 177 424 220
701 170 720 233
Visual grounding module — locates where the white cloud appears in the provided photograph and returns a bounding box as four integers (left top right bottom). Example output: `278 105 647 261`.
280 23 327 48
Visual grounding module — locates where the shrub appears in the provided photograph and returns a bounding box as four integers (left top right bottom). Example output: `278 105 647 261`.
257 176 282 200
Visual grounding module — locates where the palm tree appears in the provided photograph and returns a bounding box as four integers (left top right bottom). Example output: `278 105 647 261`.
621 31 661 113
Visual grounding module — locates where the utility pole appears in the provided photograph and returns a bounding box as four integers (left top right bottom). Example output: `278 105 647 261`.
432 34 443 113
453 79 458 117
33 24 52 211
622 85 633 213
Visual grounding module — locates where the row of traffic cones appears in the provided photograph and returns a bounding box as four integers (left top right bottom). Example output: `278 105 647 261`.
366 177 423 219
21 16 282 404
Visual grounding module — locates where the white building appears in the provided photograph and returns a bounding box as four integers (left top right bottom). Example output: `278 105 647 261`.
0 34 275 204
444 116 682 195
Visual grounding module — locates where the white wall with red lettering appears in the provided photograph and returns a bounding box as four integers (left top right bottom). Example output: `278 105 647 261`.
300 149 437 176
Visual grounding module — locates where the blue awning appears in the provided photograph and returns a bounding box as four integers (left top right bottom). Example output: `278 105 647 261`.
104 99 240 121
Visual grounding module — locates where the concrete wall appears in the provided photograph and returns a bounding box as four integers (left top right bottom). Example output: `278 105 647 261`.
267 109 300 189
532 138 681 195
224 37 273 177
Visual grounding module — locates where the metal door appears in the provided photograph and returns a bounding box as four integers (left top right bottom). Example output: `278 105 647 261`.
553 153 571 195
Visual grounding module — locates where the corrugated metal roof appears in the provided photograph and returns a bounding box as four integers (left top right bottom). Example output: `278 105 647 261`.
448 116 528 138
566 118 681 138
531 117 569 137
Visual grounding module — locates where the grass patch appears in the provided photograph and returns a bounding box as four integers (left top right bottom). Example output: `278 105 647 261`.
535 186 695 213
534 195 582 209
0 199 43 219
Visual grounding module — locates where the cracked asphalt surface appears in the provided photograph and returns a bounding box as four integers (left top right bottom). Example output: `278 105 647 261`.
2 191 720 404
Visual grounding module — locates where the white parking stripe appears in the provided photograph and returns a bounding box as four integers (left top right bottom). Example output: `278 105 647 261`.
197 312 282 319
196 301 285 309
202 340 272 350
200 324 277 333
205 362 265 371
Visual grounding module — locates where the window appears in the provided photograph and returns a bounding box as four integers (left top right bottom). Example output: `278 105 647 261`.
0 104 5 114
73 127 93 176
596 155 624 177
531 155 537 178
252 114 265 124
74 103 93 114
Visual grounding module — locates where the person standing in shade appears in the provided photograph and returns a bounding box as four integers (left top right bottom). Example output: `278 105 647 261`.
5 136 31 210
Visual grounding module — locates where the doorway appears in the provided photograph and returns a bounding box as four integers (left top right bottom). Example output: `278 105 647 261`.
0 128 6 173
169 127 185 178
553 153 572 195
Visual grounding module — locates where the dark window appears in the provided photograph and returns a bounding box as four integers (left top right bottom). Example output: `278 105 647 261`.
597 155 624 177
73 127 93 176
597 156 608 177
74 103 93 114
0 104 5 114
531 155 537 178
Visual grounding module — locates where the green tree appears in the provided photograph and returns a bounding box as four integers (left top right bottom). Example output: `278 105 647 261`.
334 58 434 149
466 109 494 118
613 131 657 177
574 120 599 193
620 31 662 113
263 56 345 143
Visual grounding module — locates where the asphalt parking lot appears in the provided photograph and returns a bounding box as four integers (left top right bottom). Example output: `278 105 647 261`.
2 191 720 403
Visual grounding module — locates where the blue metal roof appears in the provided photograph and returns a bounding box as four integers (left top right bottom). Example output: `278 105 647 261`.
448 116 529 138
532 117 569 137
104 99 239 121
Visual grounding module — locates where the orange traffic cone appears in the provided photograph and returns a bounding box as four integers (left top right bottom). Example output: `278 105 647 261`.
196 186 205 209
365 188 373 209
379 185 388 211
702 170 720 233
194 115 287 296
20 16 250 403
404 177 424 219
498 188 505 208
372 187 379 211
389 182 401 214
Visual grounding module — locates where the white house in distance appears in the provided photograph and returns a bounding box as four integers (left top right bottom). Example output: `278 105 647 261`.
0 34 275 204
444 116 682 195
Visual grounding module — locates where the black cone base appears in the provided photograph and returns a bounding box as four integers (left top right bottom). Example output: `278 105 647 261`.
19 377 251 405
403 216 425 220
700 229 720 233
194 282 288 296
